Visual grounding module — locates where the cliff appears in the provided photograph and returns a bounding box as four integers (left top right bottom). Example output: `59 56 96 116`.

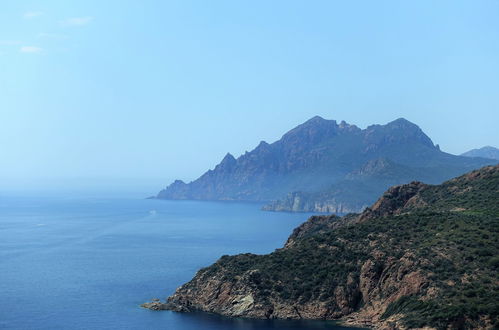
155 116 495 212
144 165 499 329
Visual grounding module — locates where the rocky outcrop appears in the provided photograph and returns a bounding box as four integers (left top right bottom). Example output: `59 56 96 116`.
144 165 499 329
356 181 427 223
154 116 496 211
146 250 431 328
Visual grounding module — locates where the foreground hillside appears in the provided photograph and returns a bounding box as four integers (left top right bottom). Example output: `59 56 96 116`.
145 165 499 329
155 116 494 213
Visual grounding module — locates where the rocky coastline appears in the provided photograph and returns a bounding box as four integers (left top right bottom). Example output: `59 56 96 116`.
143 166 499 329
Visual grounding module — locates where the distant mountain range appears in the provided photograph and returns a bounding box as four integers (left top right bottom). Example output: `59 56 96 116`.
154 116 496 212
461 146 499 160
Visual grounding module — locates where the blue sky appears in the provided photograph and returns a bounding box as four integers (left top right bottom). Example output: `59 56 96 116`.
1 0 498 191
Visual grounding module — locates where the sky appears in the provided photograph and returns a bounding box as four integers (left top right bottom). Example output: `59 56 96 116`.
1 0 498 192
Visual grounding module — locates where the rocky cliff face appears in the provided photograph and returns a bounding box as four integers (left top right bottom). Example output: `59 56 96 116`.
155 116 495 212
262 191 365 214
144 165 499 329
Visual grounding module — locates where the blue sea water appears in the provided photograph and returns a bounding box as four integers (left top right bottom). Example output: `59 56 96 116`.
0 193 361 330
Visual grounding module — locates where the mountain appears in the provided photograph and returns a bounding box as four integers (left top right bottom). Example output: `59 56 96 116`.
144 165 499 329
155 117 495 212
262 158 436 213
461 146 499 160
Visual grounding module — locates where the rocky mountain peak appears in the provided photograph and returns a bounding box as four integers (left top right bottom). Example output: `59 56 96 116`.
216 152 237 171
364 118 435 149
387 117 417 127
279 116 339 147
255 140 271 150
384 118 427 137
338 120 349 128
308 115 326 122
171 179 186 186
221 152 236 163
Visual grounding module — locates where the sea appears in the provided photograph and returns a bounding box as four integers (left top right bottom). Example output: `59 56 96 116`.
0 191 362 330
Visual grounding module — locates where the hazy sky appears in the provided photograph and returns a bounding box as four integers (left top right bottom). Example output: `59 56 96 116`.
1 0 498 191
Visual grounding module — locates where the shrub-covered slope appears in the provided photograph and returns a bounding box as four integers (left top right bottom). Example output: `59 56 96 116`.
145 165 499 329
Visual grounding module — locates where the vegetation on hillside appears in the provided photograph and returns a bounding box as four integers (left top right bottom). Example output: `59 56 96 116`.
170 166 498 329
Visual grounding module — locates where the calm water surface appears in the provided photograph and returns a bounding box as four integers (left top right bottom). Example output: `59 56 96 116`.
0 193 361 329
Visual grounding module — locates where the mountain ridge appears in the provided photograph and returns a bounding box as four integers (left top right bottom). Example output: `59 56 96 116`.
155 117 495 212
461 146 499 160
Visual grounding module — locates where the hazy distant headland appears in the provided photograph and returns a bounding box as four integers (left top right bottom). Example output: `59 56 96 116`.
153 116 497 213
461 146 499 160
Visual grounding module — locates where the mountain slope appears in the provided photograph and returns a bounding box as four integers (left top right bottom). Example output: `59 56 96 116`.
461 146 499 160
262 158 439 213
145 165 499 329
155 117 495 212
